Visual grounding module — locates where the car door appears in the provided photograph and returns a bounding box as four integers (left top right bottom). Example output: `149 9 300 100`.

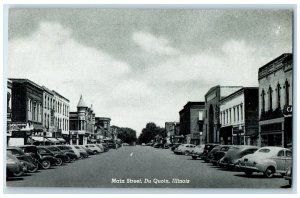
275 150 286 171
285 150 292 170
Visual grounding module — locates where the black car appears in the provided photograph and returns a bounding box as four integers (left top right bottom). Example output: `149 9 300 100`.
43 146 71 163
171 143 181 151
55 145 78 160
200 143 219 160
7 147 38 173
18 145 58 169
36 147 61 167
209 145 233 165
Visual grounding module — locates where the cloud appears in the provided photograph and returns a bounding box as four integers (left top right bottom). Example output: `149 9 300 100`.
144 39 271 87
8 21 131 111
132 31 179 56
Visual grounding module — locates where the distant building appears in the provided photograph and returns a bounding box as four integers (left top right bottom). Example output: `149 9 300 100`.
179 102 205 145
95 117 111 142
258 53 293 148
219 87 259 145
69 95 95 145
203 85 243 144
165 122 180 143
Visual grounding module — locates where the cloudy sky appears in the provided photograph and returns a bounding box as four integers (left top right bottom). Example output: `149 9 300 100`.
8 8 293 135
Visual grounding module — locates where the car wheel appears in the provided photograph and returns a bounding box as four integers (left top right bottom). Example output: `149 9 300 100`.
41 160 51 169
56 158 63 166
65 156 71 163
13 170 24 177
27 164 39 173
244 170 253 177
264 167 275 178
192 156 197 160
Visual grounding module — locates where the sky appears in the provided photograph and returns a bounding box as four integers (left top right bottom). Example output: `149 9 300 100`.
7 8 293 135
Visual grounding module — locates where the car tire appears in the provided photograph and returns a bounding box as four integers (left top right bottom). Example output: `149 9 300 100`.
41 160 51 169
192 156 197 160
65 156 71 163
56 158 63 166
244 170 253 177
27 164 39 173
264 167 275 178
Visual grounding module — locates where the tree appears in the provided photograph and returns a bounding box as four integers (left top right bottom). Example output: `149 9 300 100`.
138 122 165 144
111 125 137 144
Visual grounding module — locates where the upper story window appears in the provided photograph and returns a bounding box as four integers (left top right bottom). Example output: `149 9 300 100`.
268 86 273 111
277 83 281 109
261 89 265 112
285 80 290 106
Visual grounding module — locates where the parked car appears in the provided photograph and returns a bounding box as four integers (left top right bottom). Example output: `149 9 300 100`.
200 143 219 160
174 144 196 155
219 145 259 168
80 145 94 155
190 145 205 159
95 144 105 152
36 146 61 167
44 146 71 163
7 146 38 173
19 145 58 169
72 145 89 158
153 143 163 148
204 145 223 163
171 143 181 151
6 151 26 177
61 145 81 158
284 166 292 186
209 145 233 165
55 145 79 160
84 144 101 154
237 146 292 178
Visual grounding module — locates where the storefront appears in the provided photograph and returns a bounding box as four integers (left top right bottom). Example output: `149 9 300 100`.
232 126 244 145
219 126 232 145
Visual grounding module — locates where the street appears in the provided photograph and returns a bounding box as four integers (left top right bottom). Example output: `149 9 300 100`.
7 146 290 188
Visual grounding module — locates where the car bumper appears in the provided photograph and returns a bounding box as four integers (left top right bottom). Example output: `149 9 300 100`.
236 164 259 171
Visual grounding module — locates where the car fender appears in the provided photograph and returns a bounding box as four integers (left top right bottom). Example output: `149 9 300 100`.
256 159 277 172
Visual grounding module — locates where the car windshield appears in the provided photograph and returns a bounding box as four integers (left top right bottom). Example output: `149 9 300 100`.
74 146 80 149
258 148 270 153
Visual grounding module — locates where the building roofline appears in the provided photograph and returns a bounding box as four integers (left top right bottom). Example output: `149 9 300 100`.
9 78 44 91
220 87 258 103
42 86 54 95
205 85 243 96
52 90 70 102
258 53 292 72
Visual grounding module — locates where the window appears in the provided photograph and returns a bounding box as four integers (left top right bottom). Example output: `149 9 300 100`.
277 83 281 109
268 86 273 111
285 80 290 106
258 148 270 153
229 109 231 123
261 89 265 112
277 150 284 157
286 150 292 157
233 107 236 121
237 106 239 121
240 104 243 121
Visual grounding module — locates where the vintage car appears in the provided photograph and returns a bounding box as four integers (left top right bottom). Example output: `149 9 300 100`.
219 145 259 168
80 145 95 155
209 145 233 165
55 145 79 160
43 146 71 163
36 147 61 167
173 144 196 155
19 145 58 169
200 143 219 160
7 147 38 173
6 151 26 177
190 145 205 160
84 144 102 154
72 145 89 158
237 146 292 178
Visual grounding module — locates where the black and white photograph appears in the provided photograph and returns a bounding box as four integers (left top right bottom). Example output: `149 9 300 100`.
3 3 296 193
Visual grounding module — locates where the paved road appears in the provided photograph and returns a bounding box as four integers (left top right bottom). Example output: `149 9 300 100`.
7 146 291 188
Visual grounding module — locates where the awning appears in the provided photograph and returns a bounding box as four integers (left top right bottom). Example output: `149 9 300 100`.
45 137 60 144
56 138 66 143
31 136 50 142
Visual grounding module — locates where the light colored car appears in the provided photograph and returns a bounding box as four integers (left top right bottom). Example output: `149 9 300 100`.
64 145 81 159
84 144 101 154
73 145 89 158
237 146 292 178
174 144 196 155
190 145 205 159
95 144 105 153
